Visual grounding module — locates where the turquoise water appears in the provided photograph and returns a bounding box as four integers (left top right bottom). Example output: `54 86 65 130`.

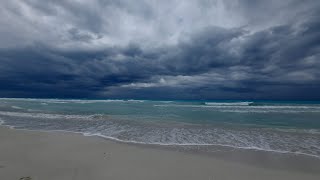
0 98 320 158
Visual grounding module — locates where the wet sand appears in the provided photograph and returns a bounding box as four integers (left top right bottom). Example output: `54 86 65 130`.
0 126 319 180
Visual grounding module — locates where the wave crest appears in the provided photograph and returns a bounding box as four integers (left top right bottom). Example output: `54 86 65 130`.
205 102 253 106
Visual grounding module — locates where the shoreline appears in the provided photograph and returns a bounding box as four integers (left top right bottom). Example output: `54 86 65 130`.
1 121 320 160
0 126 320 180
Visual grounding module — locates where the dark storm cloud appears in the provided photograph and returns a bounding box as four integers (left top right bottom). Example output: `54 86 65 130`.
0 0 319 99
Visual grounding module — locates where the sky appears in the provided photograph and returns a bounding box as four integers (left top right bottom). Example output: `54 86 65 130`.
0 0 319 100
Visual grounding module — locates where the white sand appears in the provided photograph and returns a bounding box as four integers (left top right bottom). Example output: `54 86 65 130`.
0 126 319 180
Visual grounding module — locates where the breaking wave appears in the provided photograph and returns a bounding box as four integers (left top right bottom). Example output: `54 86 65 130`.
0 110 319 158
205 102 253 106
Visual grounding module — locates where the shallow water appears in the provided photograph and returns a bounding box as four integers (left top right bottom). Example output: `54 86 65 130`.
0 98 320 158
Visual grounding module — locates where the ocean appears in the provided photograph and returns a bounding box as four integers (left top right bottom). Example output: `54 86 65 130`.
0 98 320 158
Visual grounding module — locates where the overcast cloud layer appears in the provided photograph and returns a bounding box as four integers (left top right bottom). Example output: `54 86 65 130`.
0 0 320 100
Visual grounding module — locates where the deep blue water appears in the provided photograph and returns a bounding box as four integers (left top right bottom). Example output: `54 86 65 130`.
0 98 320 158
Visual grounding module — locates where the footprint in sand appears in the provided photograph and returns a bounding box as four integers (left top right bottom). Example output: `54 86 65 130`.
20 177 32 180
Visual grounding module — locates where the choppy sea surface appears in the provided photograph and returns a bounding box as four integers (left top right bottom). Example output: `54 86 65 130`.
0 98 320 158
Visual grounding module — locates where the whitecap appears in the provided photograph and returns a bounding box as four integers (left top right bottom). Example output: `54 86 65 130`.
205 102 253 106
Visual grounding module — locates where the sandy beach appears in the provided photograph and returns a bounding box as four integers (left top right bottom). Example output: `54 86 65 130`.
0 126 319 180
